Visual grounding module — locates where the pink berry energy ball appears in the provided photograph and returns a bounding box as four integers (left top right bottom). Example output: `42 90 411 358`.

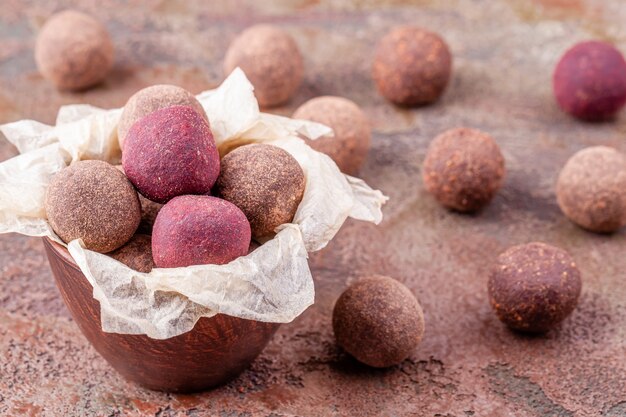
117 84 207 150
122 105 220 204
553 41 626 121
152 195 251 268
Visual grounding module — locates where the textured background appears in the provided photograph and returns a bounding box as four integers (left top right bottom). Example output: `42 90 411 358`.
1 1 626 416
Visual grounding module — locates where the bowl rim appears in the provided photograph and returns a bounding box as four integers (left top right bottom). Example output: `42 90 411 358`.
43 237 84 273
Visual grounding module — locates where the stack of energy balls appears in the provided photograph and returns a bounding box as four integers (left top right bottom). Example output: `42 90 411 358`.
45 84 306 276
35 9 626 371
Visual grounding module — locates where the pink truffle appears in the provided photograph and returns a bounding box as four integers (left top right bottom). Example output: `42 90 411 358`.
122 105 220 203
553 41 626 121
152 195 251 268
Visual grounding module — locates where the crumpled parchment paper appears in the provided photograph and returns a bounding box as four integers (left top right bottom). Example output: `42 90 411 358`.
0 68 388 339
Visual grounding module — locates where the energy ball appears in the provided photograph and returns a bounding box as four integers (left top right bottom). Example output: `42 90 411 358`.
45 160 140 253
488 242 582 333
333 275 425 368
293 96 371 175
117 84 207 149
214 144 305 239
152 195 251 268
372 26 452 106
422 127 505 212
223 24 304 108
122 105 220 203
556 146 626 233
553 41 626 121
35 10 114 90
109 234 154 273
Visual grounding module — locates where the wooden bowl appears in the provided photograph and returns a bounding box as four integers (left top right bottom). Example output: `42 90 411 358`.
42 237 280 393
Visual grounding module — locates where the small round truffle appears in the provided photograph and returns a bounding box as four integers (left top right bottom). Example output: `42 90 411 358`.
109 234 155 273
422 127 505 212
556 146 626 233
45 160 141 253
333 275 425 368
215 144 306 239
35 10 114 90
152 195 251 268
293 96 371 175
223 24 304 108
553 41 626 121
488 242 582 333
122 105 220 203
117 85 208 149
372 26 452 106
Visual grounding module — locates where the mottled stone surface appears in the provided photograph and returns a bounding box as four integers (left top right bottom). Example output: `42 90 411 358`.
1 1 626 416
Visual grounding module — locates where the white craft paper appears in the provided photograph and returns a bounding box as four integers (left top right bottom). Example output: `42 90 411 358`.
0 68 387 339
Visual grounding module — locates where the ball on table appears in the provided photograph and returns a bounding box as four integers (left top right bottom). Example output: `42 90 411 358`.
333 275 425 368
556 146 626 233
488 242 582 333
553 41 626 121
35 10 114 90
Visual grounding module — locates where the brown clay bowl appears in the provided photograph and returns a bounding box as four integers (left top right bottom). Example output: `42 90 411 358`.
42 237 280 393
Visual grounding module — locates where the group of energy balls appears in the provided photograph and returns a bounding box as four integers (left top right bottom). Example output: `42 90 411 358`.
34 9 626 369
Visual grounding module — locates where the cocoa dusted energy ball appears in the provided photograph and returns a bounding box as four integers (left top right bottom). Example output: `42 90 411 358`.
215 144 306 239
422 127 505 212
152 195 251 268
293 96 371 175
109 234 155 273
35 10 114 90
122 105 220 203
553 41 626 121
223 24 304 107
45 160 140 253
333 275 425 368
117 84 207 149
556 146 626 233
488 242 582 333
373 26 452 106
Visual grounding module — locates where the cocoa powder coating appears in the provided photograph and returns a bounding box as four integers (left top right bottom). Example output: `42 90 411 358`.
35 10 114 90
422 127 505 212
215 144 306 239
109 234 154 273
333 275 425 368
45 160 141 253
488 242 582 333
117 84 207 149
293 96 371 175
223 24 304 108
553 41 626 121
372 26 452 106
556 146 626 233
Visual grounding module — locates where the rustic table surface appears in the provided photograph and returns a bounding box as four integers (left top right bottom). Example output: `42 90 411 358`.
1 1 625 416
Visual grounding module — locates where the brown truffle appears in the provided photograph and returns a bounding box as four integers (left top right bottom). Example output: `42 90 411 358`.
115 165 163 233
45 160 141 253
214 144 305 239
117 85 208 149
333 275 425 368
109 234 154 273
223 24 304 108
293 96 371 175
35 10 114 90
556 146 626 233
488 242 582 333
372 26 452 106
422 127 505 212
